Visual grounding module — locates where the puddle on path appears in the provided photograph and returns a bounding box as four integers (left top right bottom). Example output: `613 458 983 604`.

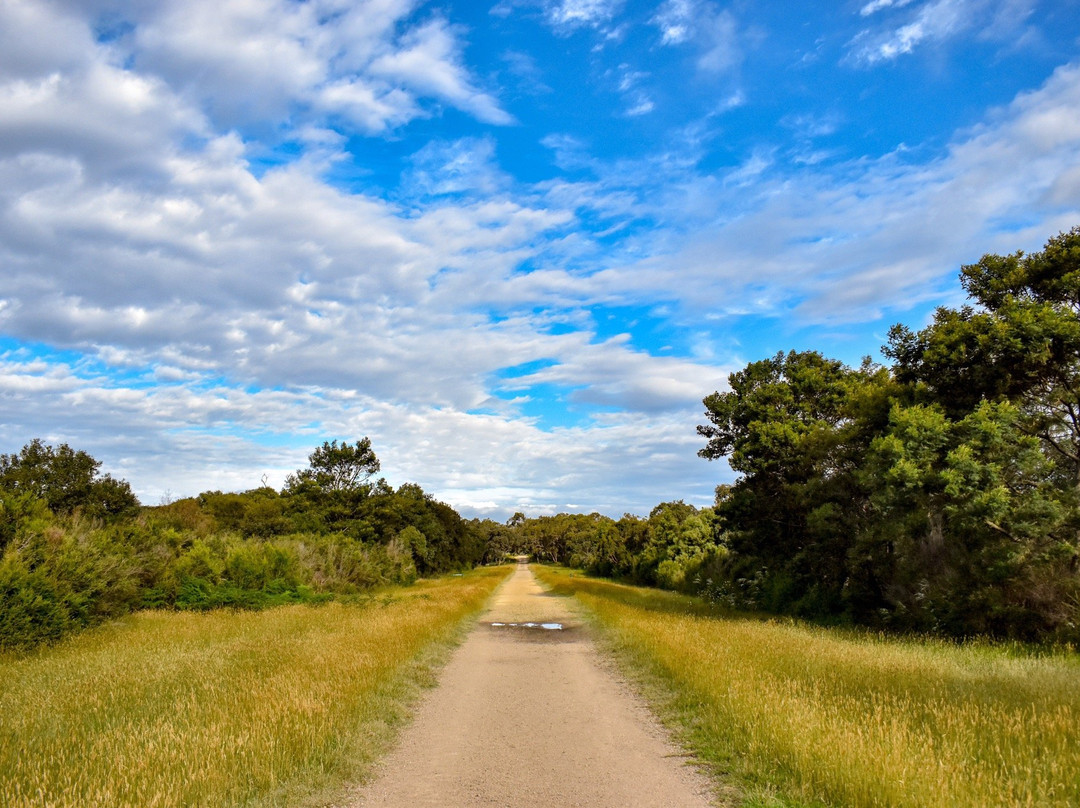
482 621 579 642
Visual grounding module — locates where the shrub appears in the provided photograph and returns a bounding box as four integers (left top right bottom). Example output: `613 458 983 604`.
0 555 72 650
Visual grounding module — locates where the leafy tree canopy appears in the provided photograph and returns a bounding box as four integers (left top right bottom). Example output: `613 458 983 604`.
283 438 381 496
886 227 1080 484
0 439 138 521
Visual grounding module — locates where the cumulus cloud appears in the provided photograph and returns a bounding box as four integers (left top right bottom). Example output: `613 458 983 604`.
2 0 1078 519
0 351 726 516
36 0 514 134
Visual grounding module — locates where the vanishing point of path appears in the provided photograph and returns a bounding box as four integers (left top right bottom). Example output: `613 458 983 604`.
350 563 716 807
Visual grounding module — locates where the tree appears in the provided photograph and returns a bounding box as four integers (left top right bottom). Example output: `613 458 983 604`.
284 439 381 495
864 400 1078 636
698 351 896 616
886 227 1080 489
0 439 138 521
692 229 1080 639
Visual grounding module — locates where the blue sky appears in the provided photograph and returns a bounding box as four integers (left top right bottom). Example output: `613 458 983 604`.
1 0 1079 518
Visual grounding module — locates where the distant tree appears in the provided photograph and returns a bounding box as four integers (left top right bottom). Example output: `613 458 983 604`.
0 439 138 521
284 439 381 495
473 518 523 563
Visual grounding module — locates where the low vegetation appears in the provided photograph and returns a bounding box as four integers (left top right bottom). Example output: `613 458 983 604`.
536 566 1080 808
1 439 488 652
0 566 508 808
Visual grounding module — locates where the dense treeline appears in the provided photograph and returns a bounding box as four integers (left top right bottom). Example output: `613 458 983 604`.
698 227 1080 641
0 439 485 651
478 503 725 594
507 229 1080 644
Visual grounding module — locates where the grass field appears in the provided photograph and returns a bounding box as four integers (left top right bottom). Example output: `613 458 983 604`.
535 566 1080 808
0 566 509 808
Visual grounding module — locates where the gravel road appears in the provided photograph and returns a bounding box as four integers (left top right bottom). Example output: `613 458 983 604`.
349 562 716 807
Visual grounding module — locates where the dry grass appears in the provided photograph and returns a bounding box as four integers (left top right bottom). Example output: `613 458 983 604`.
0 567 509 808
535 566 1080 808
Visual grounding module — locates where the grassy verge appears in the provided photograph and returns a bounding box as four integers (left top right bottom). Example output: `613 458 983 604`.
0 566 510 808
534 565 1080 808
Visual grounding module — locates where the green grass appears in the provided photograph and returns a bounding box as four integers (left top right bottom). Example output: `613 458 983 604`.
0 566 510 808
534 565 1080 808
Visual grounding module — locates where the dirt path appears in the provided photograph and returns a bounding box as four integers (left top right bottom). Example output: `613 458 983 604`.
348 563 716 807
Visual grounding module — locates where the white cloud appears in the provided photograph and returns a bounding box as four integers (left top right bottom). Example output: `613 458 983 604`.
595 62 1080 323
316 79 419 134
33 0 515 135
848 0 1033 65
402 136 511 197
499 334 731 413
0 0 96 80
544 0 623 32
652 0 695 43
489 62 1080 335
0 352 727 517
2 0 1078 521
652 0 742 74
612 65 654 117
859 0 916 17
368 18 515 126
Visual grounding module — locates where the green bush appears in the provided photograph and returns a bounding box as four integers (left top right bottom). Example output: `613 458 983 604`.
0 442 493 652
0 555 72 650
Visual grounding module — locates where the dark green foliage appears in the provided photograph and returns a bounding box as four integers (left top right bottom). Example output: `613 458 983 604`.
0 437 490 653
0 439 139 524
508 229 1080 645
0 556 71 650
283 438 380 495
697 351 895 619
505 503 725 595
472 518 519 563
696 228 1080 641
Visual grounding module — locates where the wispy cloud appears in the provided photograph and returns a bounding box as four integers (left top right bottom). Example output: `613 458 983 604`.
860 0 917 17
847 0 1032 65
643 63 1080 321
543 0 624 33
652 0 742 73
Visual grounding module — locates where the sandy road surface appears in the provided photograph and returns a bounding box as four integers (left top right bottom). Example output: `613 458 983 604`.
349 563 716 807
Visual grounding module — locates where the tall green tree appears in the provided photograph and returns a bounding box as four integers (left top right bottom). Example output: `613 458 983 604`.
876 228 1080 636
0 439 138 522
284 438 381 495
862 399 1077 636
887 227 1080 490
698 351 897 614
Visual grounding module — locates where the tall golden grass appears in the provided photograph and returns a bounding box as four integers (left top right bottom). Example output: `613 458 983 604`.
536 566 1080 808
0 567 508 808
